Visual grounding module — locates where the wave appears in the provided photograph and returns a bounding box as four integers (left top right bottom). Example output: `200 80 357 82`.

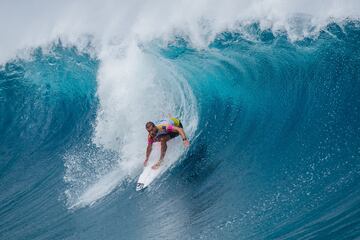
0 6 360 239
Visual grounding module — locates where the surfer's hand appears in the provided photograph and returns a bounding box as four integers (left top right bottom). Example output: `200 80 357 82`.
183 139 190 147
144 159 148 166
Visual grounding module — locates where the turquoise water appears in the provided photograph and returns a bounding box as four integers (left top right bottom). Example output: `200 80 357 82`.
1 22 360 239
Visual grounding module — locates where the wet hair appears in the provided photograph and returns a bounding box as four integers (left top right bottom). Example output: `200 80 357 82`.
145 121 155 129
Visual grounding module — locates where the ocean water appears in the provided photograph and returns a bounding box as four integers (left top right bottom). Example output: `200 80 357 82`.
1 1 360 239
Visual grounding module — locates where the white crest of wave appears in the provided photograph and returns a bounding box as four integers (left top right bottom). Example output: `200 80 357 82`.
1 0 359 63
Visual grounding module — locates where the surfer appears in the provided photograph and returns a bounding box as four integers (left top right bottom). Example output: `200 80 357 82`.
144 117 190 169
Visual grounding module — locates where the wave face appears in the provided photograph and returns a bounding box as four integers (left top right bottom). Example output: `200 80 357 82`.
1 20 360 239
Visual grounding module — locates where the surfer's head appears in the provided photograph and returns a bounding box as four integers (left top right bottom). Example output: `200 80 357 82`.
145 122 157 137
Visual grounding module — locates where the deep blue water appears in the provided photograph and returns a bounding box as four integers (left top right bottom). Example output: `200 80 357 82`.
1 22 360 239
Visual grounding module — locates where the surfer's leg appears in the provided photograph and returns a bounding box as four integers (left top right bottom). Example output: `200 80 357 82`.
169 132 179 140
152 135 170 169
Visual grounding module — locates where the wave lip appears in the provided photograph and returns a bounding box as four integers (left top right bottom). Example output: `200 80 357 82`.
1 0 360 63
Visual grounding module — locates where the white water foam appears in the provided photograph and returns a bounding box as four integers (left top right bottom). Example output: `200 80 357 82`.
1 0 359 64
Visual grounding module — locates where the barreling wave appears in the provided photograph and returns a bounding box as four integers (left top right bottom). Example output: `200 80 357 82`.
0 6 360 239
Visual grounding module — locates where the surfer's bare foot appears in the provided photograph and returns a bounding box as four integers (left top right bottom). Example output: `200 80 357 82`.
144 159 148 166
151 161 162 169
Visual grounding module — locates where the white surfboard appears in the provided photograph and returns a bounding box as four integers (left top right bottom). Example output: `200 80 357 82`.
136 138 185 191
136 163 164 191
136 146 174 191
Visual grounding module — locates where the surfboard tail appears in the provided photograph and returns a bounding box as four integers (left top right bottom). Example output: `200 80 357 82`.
136 183 145 191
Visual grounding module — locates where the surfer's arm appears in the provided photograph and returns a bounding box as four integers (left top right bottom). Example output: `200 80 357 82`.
145 144 152 160
144 136 154 166
171 126 186 139
172 126 190 147
159 138 167 162
144 144 152 166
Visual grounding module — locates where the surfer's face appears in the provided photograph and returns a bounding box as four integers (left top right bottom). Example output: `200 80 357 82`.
146 125 157 137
